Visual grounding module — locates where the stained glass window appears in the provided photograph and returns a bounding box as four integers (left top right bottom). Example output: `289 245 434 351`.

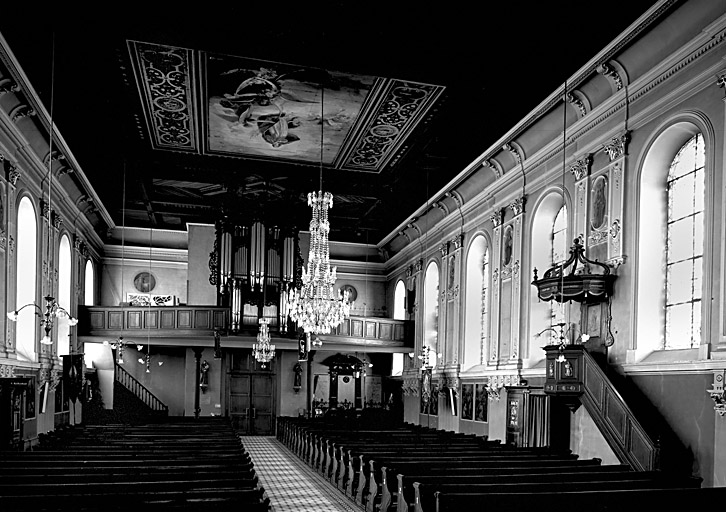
665 133 704 349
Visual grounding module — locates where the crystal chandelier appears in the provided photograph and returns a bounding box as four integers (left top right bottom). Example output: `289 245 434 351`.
286 77 350 335
8 295 78 345
252 318 275 368
288 191 350 334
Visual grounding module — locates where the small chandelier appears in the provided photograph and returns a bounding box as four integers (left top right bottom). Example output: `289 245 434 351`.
103 336 127 364
7 295 78 345
532 237 615 304
253 318 276 368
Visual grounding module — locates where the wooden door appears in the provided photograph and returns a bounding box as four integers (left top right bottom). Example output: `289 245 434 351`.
227 350 276 435
251 374 274 435
229 374 251 433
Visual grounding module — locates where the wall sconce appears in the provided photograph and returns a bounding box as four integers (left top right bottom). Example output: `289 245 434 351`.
708 370 726 416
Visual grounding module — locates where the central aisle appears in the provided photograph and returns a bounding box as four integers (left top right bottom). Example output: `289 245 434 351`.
242 436 362 512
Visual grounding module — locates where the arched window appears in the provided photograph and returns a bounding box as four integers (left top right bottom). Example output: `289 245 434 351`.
16 196 37 362
637 123 708 357
58 235 72 356
550 205 568 334
665 133 704 349
393 280 406 320
530 192 567 355
423 261 439 367
463 235 488 369
84 259 95 306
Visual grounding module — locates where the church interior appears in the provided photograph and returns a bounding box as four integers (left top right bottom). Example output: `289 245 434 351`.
1 0 726 509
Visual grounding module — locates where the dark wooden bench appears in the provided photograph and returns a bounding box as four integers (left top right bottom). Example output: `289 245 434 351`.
430 487 726 512
383 464 632 512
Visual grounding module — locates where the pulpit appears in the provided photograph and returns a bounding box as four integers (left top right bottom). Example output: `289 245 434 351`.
543 344 586 408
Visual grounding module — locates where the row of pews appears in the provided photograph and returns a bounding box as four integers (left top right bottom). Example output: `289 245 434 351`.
277 415 725 512
0 417 270 511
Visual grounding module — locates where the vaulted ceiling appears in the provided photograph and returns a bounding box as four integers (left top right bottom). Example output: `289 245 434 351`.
0 1 658 245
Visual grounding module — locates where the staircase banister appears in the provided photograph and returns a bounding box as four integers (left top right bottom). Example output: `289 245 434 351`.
114 361 168 413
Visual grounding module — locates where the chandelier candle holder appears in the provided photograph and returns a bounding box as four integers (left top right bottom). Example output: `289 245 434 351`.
287 191 351 334
253 318 276 368
8 295 78 345
103 336 127 364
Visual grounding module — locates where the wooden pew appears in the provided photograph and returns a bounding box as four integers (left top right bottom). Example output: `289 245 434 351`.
430 487 726 512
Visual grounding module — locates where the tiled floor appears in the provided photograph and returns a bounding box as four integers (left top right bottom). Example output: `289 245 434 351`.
242 436 362 512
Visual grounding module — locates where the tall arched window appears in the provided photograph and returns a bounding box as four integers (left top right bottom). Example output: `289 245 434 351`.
637 122 709 358
463 235 488 369
665 133 704 349
423 261 439 367
84 259 95 306
530 192 567 355
16 196 37 362
550 205 568 334
58 235 72 357
393 279 406 320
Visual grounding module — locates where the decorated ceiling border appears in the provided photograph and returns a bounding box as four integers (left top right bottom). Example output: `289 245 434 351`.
127 41 199 152
335 79 445 173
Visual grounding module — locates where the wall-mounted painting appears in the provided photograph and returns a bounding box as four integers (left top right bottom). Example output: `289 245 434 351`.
461 384 474 420
475 383 487 422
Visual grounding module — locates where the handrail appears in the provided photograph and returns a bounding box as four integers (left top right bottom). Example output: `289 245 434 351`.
114 362 169 414
579 348 658 471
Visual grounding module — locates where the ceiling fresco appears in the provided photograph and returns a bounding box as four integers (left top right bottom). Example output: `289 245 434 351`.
129 41 445 174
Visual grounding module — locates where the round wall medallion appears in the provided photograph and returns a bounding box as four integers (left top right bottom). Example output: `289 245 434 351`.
341 285 357 302
133 271 156 293
342 376 351 384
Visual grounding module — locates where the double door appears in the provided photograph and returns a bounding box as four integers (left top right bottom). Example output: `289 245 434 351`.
229 372 275 435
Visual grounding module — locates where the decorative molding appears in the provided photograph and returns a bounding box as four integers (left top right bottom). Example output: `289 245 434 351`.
444 190 463 210
490 209 504 228
10 104 36 122
7 167 20 186
0 78 20 96
602 132 630 161
0 228 6 249
566 91 588 117
502 142 522 164
439 241 449 257
415 258 424 274
570 154 593 180
716 70 726 90
597 62 624 91
483 159 501 179
53 214 63 230
450 233 464 251
0 364 16 378
8 235 14 254
508 196 526 216
43 151 66 167
433 201 449 216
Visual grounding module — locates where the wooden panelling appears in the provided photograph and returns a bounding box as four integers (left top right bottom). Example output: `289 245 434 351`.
194 310 211 329
177 310 192 328
160 310 175 329
365 321 376 338
351 320 363 337
108 311 124 330
89 311 106 330
584 361 604 408
127 311 142 329
379 323 392 340
144 311 158 329
605 391 627 442
213 310 227 329
394 323 404 341
629 424 654 470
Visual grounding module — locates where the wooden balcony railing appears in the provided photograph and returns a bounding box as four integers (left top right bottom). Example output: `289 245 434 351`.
78 305 229 337
78 306 413 347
